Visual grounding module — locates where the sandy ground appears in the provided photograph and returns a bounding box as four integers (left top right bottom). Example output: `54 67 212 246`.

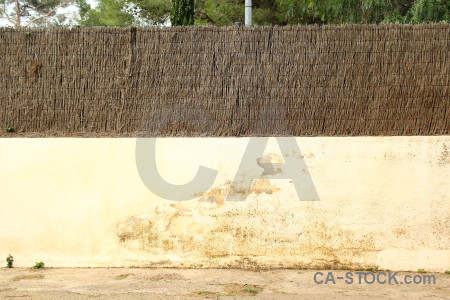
0 268 449 299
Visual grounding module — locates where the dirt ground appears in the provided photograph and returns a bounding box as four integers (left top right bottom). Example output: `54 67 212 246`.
0 268 449 299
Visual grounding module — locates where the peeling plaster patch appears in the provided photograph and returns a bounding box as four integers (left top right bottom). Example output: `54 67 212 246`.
116 203 381 269
284 151 303 159
167 213 213 242
283 151 315 159
247 179 281 195
300 220 377 268
196 179 281 204
118 216 153 243
257 153 283 176
197 187 225 206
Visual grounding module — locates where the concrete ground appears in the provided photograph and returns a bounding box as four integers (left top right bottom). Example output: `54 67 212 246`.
1 268 449 299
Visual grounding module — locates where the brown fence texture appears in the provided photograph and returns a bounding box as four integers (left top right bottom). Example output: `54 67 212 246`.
0 24 449 137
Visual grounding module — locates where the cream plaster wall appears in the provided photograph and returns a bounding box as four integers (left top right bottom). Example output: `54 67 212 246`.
0 137 449 271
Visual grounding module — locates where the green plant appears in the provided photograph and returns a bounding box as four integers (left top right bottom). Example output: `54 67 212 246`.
417 269 426 273
33 261 45 269
6 254 13 268
25 32 32 36
240 285 261 295
5 127 14 132
445 270 450 274
197 291 213 295
171 0 195 25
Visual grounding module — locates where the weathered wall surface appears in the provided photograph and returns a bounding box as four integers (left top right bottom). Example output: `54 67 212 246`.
1 25 448 271
0 137 449 271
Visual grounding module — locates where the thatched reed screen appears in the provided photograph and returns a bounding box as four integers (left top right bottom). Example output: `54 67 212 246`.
0 25 449 137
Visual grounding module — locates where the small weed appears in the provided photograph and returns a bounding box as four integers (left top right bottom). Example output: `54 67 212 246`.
33 261 45 269
25 32 32 36
444 270 450 274
5 127 14 133
115 274 131 280
417 269 426 273
224 283 263 296
196 290 216 295
6 254 13 268
240 285 262 295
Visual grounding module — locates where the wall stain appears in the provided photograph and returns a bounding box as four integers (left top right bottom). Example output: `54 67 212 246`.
116 200 380 269
247 179 281 195
284 151 304 159
195 179 281 204
118 216 153 243
391 227 407 237
437 143 449 166
197 187 225 206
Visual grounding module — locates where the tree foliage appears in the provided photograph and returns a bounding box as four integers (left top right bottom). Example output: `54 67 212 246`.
77 0 171 26
407 0 450 24
171 0 194 25
322 0 449 24
0 0 73 26
78 0 134 26
77 0 450 27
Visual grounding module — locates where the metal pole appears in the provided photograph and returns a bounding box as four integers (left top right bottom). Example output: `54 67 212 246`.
245 0 252 26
